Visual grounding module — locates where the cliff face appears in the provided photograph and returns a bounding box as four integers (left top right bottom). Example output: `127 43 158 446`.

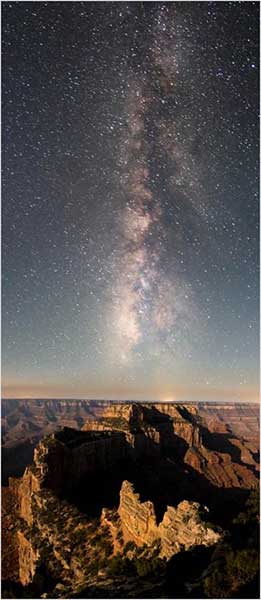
2 398 99 485
158 502 220 558
98 404 135 421
9 468 40 526
6 428 129 586
2 487 20 582
19 469 40 526
83 403 200 458
2 399 96 448
118 480 221 559
118 481 158 547
184 444 259 488
82 402 259 490
31 428 127 495
198 403 259 442
17 531 39 586
8 477 96 588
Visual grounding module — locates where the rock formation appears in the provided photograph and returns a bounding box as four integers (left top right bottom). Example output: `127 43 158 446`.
17 531 39 586
118 481 159 547
118 480 221 559
31 428 127 495
83 402 259 489
2 398 98 485
2 401 259 597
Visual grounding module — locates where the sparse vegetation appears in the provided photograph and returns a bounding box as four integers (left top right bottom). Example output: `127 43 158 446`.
203 490 260 598
116 529 124 545
107 554 135 577
124 540 136 553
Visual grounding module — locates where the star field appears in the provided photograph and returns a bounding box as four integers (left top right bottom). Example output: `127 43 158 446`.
2 2 259 401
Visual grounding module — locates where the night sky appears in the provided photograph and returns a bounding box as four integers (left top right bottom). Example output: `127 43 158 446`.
2 2 259 401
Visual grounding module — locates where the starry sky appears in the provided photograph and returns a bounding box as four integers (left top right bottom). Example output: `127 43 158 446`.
2 2 259 402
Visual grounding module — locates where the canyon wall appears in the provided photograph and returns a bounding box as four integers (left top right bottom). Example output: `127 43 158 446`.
30 428 127 495
82 402 259 489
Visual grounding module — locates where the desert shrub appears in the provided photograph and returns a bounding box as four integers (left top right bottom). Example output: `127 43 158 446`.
110 510 120 524
204 546 259 598
226 548 259 586
245 489 259 515
233 489 259 526
97 556 108 570
124 540 136 553
204 521 221 533
102 524 110 535
31 523 40 534
134 555 165 578
150 539 161 557
92 534 113 556
40 543 51 560
116 529 123 544
73 529 87 545
89 537 97 547
104 540 113 557
204 568 231 598
107 554 135 577
91 532 103 545
135 557 151 577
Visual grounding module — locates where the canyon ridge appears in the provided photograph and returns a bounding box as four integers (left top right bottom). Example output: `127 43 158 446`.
2 400 260 599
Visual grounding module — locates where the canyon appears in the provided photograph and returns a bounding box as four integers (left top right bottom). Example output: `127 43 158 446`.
2 400 259 598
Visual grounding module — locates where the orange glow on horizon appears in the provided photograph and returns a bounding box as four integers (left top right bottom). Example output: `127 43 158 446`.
2 382 260 403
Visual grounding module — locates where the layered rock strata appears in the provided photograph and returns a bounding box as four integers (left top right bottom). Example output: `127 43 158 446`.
83 402 259 489
17 531 40 585
118 480 221 559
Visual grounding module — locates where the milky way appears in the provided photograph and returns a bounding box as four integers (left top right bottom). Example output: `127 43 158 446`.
2 2 259 400
108 10 197 364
